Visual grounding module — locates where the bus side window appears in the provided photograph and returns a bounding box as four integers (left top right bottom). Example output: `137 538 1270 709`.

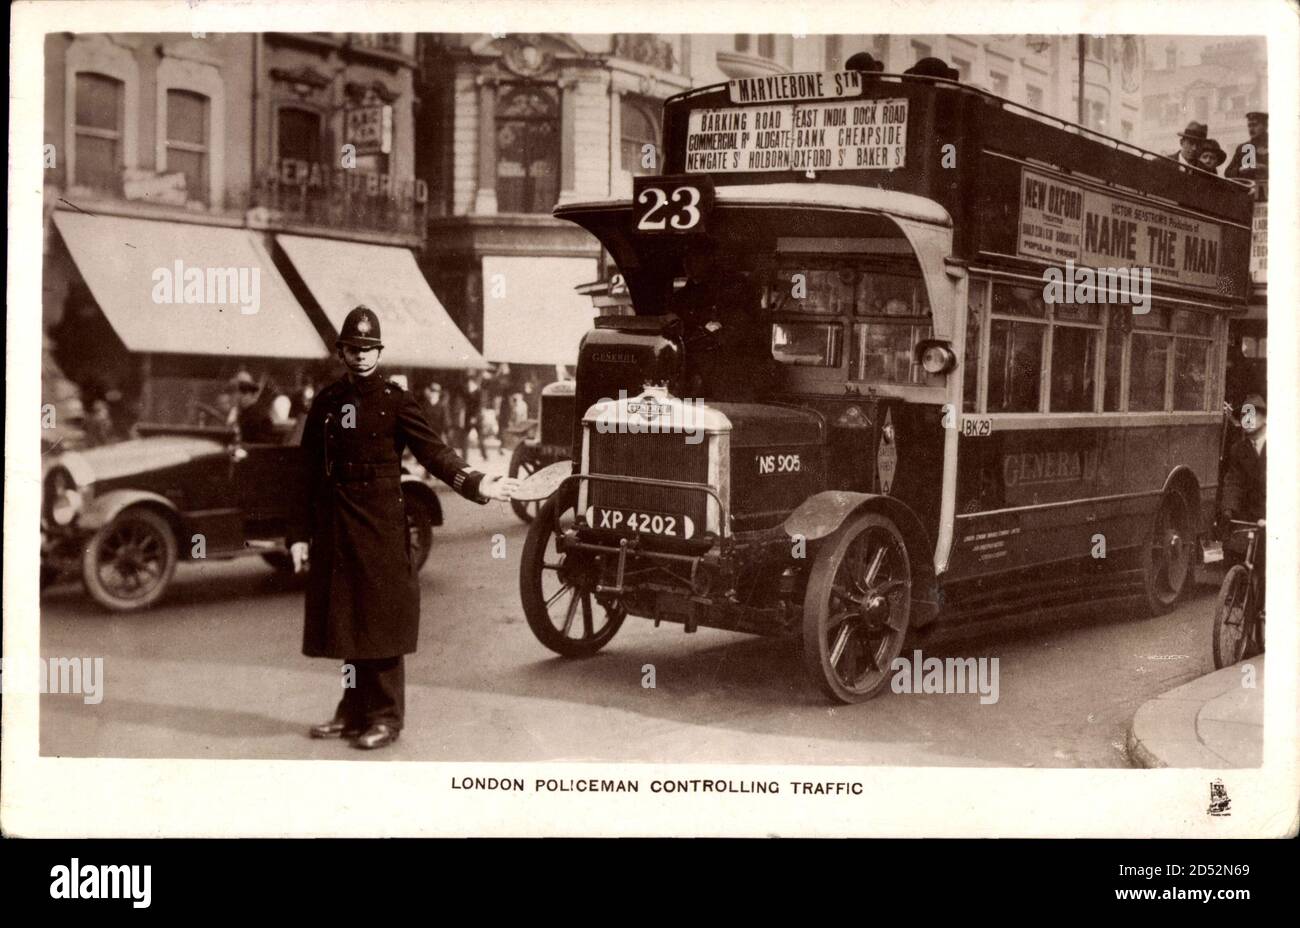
1048 302 1100 413
1129 308 1171 412
987 284 1046 413
1103 306 1127 412
963 279 986 412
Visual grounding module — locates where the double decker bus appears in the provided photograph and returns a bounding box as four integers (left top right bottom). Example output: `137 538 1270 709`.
517 66 1255 703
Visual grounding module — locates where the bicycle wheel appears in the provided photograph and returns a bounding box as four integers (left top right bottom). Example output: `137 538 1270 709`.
1211 565 1253 669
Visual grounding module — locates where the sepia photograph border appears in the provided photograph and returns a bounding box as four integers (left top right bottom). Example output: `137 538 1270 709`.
4 0 1298 838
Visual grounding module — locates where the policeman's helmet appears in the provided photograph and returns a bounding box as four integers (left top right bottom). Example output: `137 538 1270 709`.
337 305 384 350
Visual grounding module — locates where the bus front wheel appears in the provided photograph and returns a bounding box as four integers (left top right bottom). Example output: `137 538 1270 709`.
1141 492 1194 615
801 511 912 704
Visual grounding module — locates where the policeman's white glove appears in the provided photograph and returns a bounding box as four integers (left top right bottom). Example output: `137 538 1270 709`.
290 541 310 574
479 475 521 501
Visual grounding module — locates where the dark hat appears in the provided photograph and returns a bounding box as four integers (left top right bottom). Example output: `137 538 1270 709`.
336 305 383 349
1178 121 1209 141
1245 111 1268 120
1199 139 1228 167
844 51 884 73
904 57 960 81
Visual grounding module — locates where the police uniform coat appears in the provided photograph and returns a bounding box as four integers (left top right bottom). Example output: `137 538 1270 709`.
291 373 487 659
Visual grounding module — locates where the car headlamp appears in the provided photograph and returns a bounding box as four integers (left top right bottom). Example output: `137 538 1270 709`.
51 489 83 526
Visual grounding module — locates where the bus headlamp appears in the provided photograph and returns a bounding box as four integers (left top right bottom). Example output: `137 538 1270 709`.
916 340 957 375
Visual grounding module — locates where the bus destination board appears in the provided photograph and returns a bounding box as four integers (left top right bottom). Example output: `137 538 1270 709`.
684 98 909 174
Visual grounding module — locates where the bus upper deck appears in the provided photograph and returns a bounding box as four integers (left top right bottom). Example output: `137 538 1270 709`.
659 68 1255 291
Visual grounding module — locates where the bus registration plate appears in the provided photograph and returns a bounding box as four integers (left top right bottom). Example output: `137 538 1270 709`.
587 506 695 540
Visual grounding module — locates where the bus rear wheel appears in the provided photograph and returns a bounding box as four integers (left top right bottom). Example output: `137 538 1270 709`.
802 511 912 704
1141 491 1194 615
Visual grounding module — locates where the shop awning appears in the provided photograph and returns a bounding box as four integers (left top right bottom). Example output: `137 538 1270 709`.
276 234 485 369
52 211 328 359
482 256 598 365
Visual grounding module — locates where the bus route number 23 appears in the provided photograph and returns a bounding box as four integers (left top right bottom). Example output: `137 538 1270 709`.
633 175 714 234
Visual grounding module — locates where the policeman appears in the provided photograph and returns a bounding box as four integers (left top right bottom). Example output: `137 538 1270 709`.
288 306 518 750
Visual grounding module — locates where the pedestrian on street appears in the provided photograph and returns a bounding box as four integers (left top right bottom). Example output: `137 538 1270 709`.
288 306 519 750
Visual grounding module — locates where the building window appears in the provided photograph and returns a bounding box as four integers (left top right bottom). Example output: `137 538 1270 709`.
735 34 750 53
910 41 931 63
164 89 210 204
1026 84 1044 109
990 71 1009 96
74 72 124 192
277 106 323 164
1165 45 1177 70
620 98 659 177
951 57 971 82
1089 100 1107 131
1193 96 1209 120
495 85 559 214
1121 120 1134 140
757 35 776 59
1088 37 1106 60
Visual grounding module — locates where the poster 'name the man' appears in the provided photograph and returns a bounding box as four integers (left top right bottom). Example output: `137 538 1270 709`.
684 99 909 174
1017 168 1223 292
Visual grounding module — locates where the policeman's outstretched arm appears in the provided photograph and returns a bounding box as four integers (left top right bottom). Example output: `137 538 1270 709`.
396 390 518 502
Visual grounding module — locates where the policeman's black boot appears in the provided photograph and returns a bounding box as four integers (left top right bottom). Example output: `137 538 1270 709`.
352 723 400 750
309 717 364 739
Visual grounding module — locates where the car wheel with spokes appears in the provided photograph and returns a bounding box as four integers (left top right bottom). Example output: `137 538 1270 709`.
802 511 912 704
81 507 178 612
508 443 540 524
520 491 625 657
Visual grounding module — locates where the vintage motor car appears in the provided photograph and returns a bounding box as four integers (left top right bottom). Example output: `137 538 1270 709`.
40 418 444 612
507 380 576 524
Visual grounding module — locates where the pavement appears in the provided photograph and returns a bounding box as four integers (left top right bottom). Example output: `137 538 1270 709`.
1126 657 1264 768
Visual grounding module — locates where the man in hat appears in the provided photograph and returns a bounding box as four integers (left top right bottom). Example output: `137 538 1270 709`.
1220 393 1266 524
288 306 519 750
1219 393 1266 579
1225 112 1268 181
230 370 278 444
1167 121 1208 171
904 56 961 82
844 51 884 73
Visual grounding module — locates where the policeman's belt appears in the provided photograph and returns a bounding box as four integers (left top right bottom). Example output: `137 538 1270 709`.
327 461 403 483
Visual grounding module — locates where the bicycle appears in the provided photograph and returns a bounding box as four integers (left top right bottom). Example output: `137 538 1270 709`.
1211 519 1266 669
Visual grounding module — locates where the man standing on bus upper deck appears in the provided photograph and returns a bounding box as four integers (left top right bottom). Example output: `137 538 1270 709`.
1226 112 1268 183
1168 121 1208 171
